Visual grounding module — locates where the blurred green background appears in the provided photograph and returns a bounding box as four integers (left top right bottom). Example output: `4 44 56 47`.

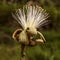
0 0 60 60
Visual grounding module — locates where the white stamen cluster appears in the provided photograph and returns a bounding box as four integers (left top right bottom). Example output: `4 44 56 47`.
12 5 48 29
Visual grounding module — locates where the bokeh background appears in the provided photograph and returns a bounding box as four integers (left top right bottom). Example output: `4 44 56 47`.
0 0 60 60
